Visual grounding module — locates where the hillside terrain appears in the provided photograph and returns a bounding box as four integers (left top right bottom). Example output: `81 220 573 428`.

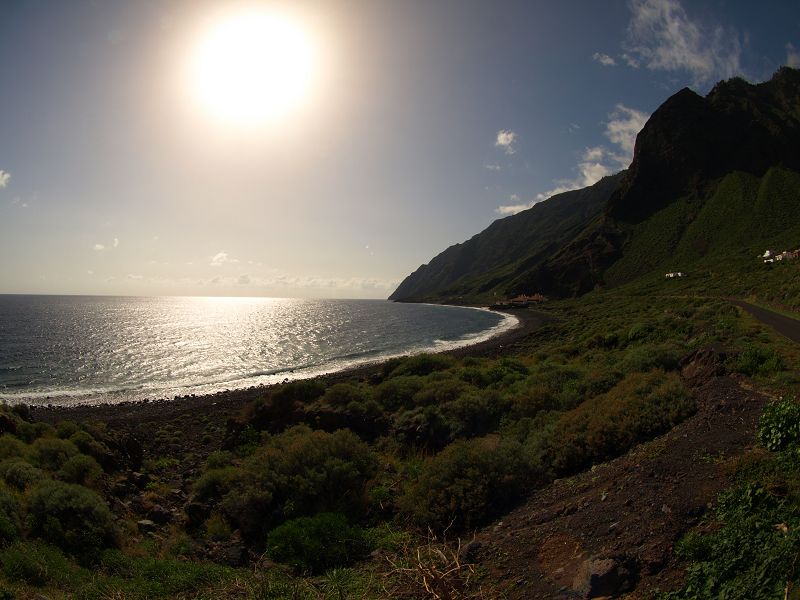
0 69 799 600
390 67 800 303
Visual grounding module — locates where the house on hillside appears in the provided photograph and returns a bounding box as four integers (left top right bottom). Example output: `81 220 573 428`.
490 293 546 310
665 272 685 278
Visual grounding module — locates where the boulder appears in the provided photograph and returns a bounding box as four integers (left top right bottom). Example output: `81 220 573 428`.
572 556 637 598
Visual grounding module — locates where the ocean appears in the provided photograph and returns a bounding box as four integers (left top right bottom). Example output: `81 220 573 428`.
0 295 516 406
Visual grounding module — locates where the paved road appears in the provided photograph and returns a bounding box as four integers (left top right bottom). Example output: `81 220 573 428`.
729 299 800 344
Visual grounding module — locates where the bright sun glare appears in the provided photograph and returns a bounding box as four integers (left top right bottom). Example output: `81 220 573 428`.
188 8 317 126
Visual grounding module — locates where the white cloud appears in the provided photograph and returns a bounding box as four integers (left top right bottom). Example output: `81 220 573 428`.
621 53 641 68
209 251 230 267
0 171 9 188
592 52 617 67
484 163 502 171
237 274 251 285
126 274 143 280
495 130 517 155
93 243 105 251
496 105 650 216
604 104 649 159
87 270 94 276
787 43 800 68
113 238 119 248
623 0 743 85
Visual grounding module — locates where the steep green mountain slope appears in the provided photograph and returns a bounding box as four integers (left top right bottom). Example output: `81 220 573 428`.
387 172 623 302
390 67 800 302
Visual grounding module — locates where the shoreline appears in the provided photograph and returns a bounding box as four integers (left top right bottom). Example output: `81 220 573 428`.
30 307 551 425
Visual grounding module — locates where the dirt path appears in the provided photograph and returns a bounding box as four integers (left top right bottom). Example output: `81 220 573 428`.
473 360 769 598
729 300 800 343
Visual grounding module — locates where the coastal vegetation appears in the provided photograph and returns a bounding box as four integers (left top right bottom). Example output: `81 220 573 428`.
1 69 799 597
0 275 797 597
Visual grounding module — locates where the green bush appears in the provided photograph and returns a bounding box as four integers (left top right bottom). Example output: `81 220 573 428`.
0 436 27 461
55 420 80 439
205 450 234 470
267 512 368 574
442 390 503 438
550 371 694 474
374 376 425 410
727 344 785 377
391 406 452 450
57 454 103 486
757 397 800 451
0 458 42 490
193 467 241 503
322 383 371 407
271 379 327 404
620 343 682 373
664 482 800 600
220 426 378 541
27 480 117 561
412 378 470 407
15 422 53 444
0 490 21 544
67 430 114 471
400 437 534 531
31 437 78 471
0 541 75 586
388 354 454 378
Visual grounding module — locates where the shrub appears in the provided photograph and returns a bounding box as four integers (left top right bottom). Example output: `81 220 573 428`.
55 420 80 439
0 458 42 490
620 343 682 373
727 344 785 377
400 437 534 531
322 383 371 407
193 467 241 503
664 482 799 600
15 422 53 444
271 379 327 404
392 406 452 450
205 450 234 470
31 437 78 471
0 490 21 544
550 371 694 474
388 354 454 378
484 358 529 385
374 376 425 411
67 430 114 471
267 513 368 574
442 390 503 438
412 378 470 407
0 541 74 586
757 397 800 451
204 513 232 541
0 436 26 461
27 480 117 561
57 454 103 486
220 426 379 541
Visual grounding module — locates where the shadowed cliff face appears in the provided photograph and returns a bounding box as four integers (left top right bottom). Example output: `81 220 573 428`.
388 173 624 302
391 67 800 302
609 67 800 224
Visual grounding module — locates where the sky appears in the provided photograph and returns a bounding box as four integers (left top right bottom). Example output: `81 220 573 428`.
0 0 798 299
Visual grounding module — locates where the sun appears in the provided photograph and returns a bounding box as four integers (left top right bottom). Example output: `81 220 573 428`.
187 8 317 126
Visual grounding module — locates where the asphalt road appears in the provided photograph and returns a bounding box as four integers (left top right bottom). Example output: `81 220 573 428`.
729 299 800 344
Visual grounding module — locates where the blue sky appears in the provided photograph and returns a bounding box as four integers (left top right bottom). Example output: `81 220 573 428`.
0 0 798 298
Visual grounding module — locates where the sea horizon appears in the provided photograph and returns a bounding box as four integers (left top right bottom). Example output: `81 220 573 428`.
0 294 517 407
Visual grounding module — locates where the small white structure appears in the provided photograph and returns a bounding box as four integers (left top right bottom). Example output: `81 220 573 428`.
762 249 774 259
665 272 685 278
